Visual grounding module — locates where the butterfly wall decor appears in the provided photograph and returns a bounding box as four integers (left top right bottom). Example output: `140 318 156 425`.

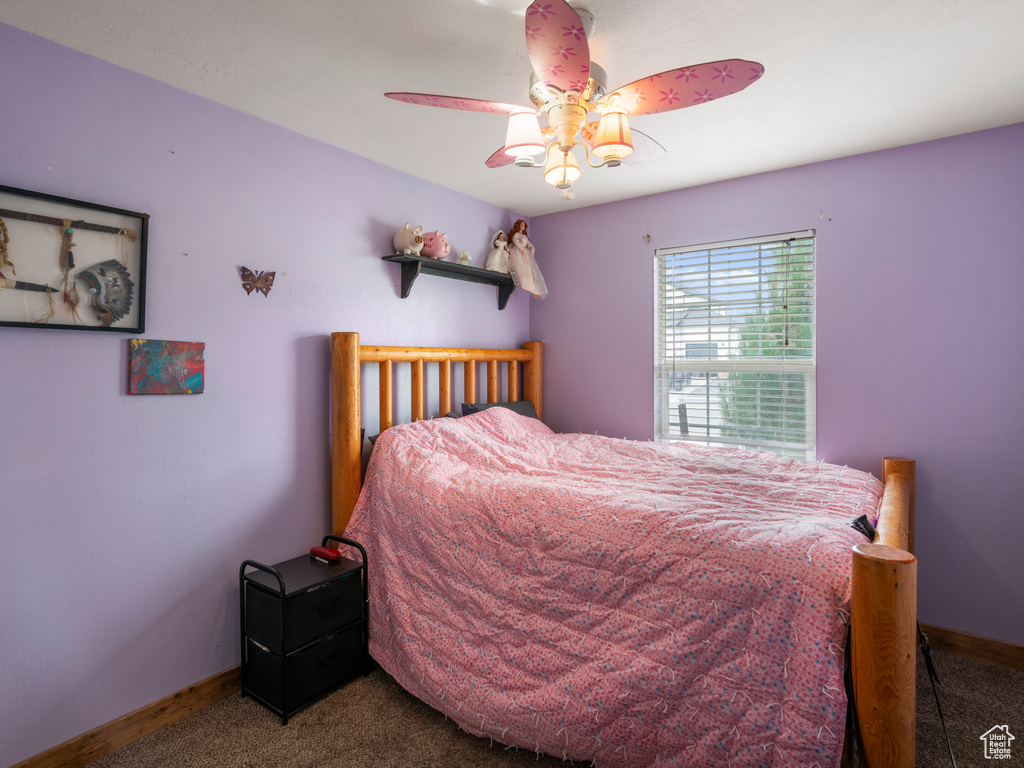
240 266 275 297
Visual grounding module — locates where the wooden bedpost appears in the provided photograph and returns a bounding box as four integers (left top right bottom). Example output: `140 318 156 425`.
331 332 362 537
523 341 543 421
884 457 915 554
850 457 917 768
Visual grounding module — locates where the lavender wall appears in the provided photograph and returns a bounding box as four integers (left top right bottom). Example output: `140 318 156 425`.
530 124 1024 648
0 24 528 767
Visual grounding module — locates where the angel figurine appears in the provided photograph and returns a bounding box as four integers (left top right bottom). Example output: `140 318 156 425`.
507 219 547 299
484 230 510 274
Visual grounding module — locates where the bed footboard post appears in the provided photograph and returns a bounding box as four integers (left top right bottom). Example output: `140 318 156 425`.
850 542 917 768
331 332 362 537
523 341 543 421
883 457 915 554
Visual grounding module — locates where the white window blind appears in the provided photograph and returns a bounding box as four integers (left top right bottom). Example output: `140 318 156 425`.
654 231 816 460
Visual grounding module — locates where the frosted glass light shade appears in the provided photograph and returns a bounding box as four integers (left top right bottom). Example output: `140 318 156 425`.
504 108 545 157
592 107 634 160
543 143 581 186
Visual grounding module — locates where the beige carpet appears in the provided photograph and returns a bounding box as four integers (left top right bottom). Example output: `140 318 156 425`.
915 650 1023 768
91 649 1022 768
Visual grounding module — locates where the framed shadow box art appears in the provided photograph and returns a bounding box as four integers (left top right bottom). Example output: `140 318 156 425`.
0 184 148 332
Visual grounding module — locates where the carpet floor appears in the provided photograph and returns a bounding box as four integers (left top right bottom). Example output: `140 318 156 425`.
91 648 1022 768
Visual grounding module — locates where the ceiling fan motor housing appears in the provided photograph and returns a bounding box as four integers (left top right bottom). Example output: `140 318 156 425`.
530 63 607 111
548 103 588 151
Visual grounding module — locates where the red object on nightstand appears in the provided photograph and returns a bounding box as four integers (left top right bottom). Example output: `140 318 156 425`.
309 546 341 562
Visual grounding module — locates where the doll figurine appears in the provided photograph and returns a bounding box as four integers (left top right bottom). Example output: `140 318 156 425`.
484 231 510 274
506 219 547 299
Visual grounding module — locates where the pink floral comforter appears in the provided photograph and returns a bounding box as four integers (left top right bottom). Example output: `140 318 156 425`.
344 408 882 767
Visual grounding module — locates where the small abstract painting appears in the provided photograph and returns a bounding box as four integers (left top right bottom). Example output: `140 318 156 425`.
128 339 205 395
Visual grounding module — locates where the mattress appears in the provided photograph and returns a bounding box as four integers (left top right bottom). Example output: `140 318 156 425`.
344 407 882 767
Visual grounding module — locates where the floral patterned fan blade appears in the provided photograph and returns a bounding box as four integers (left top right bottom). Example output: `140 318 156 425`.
600 59 765 116
385 93 532 115
524 0 591 94
486 147 517 169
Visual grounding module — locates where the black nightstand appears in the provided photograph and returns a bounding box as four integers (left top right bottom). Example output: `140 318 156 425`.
239 535 368 724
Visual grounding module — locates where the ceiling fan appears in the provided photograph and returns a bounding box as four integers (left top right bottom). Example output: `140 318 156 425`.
386 0 764 200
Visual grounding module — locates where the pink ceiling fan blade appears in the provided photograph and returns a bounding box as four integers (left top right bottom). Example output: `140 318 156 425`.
579 120 599 146
601 59 765 116
385 92 533 115
525 0 591 94
486 148 517 168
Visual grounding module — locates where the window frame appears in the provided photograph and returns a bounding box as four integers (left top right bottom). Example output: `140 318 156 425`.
653 230 816 460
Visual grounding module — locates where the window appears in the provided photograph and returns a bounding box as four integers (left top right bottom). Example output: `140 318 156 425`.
685 342 719 361
655 231 815 460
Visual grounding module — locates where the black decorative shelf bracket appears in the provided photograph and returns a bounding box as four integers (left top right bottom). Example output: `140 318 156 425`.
383 254 516 310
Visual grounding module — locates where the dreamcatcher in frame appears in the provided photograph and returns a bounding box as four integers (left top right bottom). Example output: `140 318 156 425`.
0 184 148 333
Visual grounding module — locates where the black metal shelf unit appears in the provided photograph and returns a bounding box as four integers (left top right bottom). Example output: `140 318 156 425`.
383 253 516 310
239 535 368 724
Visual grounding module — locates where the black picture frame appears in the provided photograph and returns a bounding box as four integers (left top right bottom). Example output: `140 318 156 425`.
0 184 148 333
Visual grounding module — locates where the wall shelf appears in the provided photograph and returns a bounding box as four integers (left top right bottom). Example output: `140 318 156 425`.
383 254 516 310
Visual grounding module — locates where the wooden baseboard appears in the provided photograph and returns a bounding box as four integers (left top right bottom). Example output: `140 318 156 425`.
10 666 241 768
920 623 1024 671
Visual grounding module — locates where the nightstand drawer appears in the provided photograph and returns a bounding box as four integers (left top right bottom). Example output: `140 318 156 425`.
245 571 362 654
244 623 365 718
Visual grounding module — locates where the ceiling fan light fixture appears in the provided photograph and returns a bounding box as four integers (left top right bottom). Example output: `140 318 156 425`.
503 108 545 157
592 106 634 162
384 0 764 201
543 143 581 187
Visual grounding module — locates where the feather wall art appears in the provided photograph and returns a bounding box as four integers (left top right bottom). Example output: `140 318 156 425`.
0 184 148 332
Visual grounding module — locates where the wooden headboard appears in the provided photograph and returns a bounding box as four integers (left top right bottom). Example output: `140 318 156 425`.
329 331 543 537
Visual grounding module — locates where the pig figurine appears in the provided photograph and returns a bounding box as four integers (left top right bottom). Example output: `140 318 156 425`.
420 230 451 260
393 223 424 255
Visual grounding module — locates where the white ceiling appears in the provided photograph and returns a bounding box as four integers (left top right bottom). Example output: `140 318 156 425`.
2 0 1023 217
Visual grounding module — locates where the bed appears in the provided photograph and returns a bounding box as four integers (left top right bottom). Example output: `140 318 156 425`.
329 332 917 768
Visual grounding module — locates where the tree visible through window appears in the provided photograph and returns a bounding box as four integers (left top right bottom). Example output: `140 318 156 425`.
654 231 815 460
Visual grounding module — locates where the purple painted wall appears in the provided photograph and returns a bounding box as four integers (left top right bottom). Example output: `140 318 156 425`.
3 19 1021 768
0 24 528 767
529 123 1024 649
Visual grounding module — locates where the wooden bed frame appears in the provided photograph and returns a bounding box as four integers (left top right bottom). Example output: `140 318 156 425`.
328 331 917 768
